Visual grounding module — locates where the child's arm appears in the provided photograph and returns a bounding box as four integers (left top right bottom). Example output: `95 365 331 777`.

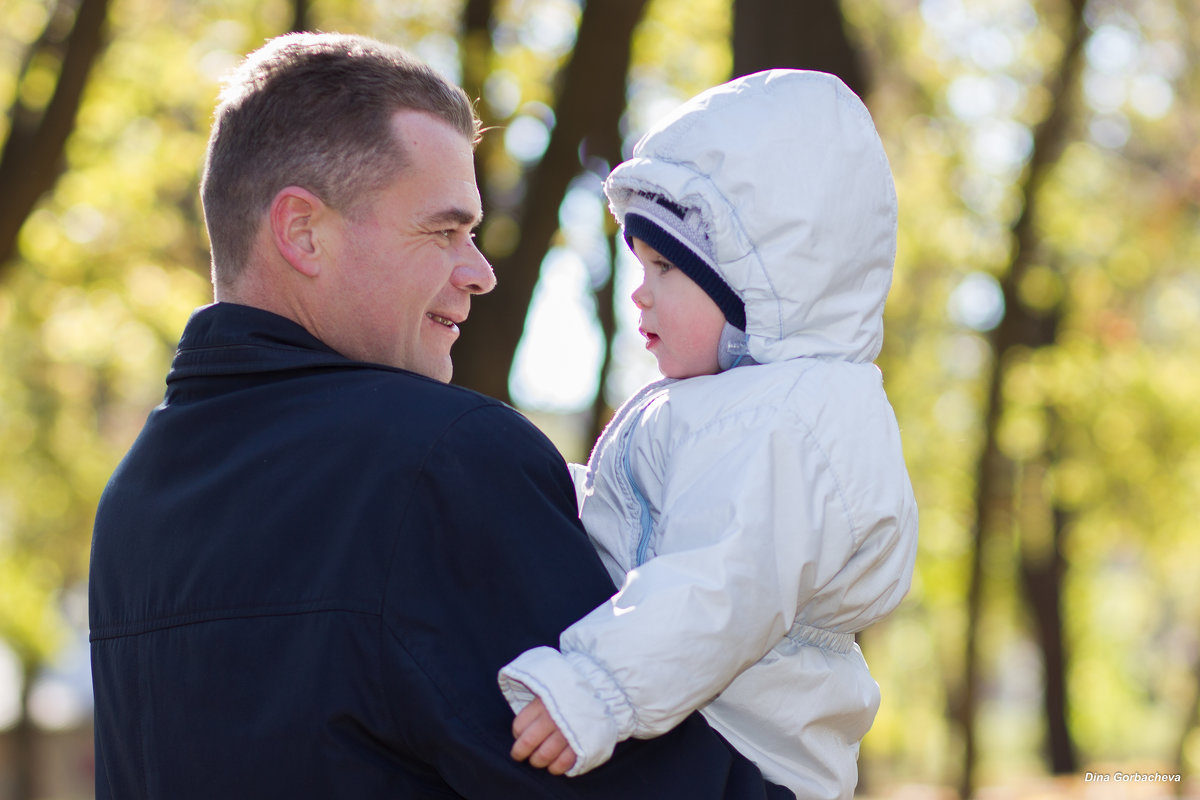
500 422 832 775
500 397 916 778
510 696 577 775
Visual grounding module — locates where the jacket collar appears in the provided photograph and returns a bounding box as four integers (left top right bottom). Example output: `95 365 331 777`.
166 302 356 384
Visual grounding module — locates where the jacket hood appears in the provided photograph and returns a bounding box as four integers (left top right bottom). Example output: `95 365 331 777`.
605 70 898 364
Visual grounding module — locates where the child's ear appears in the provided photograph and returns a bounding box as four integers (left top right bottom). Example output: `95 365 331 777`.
269 186 328 278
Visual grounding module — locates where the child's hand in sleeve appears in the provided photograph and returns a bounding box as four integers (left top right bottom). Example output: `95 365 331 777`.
510 695 578 775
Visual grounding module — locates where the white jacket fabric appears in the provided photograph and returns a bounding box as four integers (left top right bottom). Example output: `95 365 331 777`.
499 70 918 799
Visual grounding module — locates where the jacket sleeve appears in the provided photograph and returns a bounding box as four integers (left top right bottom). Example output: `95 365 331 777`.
499 402 906 776
379 402 792 800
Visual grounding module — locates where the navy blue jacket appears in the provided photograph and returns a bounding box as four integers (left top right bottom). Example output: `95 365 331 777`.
89 303 791 799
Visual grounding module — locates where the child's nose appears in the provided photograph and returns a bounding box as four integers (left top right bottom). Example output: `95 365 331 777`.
631 282 651 309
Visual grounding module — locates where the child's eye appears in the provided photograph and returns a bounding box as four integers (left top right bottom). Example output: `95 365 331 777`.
656 260 673 274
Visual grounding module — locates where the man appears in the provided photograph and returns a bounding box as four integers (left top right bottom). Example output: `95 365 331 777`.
89 32 792 798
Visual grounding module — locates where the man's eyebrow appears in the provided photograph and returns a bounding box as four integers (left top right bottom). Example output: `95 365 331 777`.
421 207 483 228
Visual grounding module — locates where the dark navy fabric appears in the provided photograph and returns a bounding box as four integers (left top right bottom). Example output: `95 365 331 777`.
89 302 792 799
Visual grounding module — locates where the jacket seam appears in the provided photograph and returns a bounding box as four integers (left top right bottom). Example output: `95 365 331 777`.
89 601 379 640
375 399 509 622
670 386 862 551
372 399 511 745
135 638 149 800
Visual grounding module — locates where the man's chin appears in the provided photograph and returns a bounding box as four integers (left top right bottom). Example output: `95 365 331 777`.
427 356 454 384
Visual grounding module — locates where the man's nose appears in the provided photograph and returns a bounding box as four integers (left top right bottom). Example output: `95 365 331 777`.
454 242 497 295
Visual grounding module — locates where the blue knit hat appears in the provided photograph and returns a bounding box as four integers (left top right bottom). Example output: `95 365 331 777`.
623 193 746 332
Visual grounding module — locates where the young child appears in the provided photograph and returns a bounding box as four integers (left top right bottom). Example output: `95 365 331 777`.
498 69 919 800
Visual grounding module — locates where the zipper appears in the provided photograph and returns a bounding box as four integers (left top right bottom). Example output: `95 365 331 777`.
620 403 656 568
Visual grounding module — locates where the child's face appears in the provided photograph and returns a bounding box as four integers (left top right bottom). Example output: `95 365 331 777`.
630 237 726 379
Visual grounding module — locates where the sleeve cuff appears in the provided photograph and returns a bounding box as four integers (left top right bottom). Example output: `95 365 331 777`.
497 646 621 776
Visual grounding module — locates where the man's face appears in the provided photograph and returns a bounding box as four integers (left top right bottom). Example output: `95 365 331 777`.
323 110 494 381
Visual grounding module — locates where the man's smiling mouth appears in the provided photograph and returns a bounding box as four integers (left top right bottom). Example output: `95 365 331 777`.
427 312 459 329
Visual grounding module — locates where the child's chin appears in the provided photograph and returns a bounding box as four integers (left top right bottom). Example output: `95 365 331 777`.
660 365 695 380
665 364 720 380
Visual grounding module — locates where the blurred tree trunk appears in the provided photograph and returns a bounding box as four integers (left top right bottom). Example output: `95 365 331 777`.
459 0 493 104
289 0 311 33
957 0 1089 795
1175 659 1200 796
1016 453 1078 774
0 0 111 279
10 663 37 800
0 4 111 795
587 215 619 446
733 0 868 97
451 0 650 402
459 0 497 250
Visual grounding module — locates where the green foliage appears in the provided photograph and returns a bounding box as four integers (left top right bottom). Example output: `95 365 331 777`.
2 2 1199 795
0 0 256 687
857 0 1200 787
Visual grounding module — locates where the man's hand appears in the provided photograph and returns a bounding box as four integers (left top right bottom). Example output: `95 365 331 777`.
510 696 578 775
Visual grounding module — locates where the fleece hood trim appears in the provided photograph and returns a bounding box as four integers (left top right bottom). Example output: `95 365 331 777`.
624 205 747 332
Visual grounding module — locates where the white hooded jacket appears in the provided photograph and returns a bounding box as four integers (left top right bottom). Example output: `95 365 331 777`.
499 70 918 800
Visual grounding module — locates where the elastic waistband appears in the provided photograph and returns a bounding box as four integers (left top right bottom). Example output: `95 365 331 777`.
785 621 855 654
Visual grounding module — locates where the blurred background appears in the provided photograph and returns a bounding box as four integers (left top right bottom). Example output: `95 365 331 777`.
1 0 1198 798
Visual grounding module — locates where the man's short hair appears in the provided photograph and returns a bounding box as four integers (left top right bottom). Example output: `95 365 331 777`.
200 32 481 284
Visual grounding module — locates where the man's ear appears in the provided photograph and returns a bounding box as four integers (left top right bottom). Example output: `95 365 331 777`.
269 186 329 278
